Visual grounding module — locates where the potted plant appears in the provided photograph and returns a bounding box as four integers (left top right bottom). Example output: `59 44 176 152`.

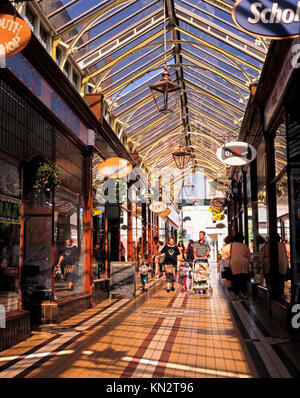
33 160 60 197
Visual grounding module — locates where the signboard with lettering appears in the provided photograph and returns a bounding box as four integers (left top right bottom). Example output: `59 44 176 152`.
6 53 89 144
0 14 31 58
233 0 300 39
149 202 167 213
264 37 300 130
0 195 21 224
216 142 257 166
109 262 136 298
97 157 132 179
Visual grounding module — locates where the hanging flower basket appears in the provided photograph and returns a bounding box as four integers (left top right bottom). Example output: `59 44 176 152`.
33 161 60 196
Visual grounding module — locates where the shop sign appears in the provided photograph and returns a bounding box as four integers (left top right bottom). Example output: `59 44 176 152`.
97 157 132 179
233 1 300 39
216 142 257 166
264 36 300 130
215 176 231 185
216 184 230 191
6 53 88 143
0 14 31 58
216 223 226 229
210 197 227 210
157 208 171 217
0 195 21 224
149 202 167 213
93 208 102 217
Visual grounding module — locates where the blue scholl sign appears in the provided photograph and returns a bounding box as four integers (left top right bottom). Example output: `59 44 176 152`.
233 0 300 39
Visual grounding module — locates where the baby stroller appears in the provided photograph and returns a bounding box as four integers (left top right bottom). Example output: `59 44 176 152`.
191 259 212 294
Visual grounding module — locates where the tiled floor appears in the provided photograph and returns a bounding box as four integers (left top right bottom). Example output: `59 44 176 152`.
0 264 299 378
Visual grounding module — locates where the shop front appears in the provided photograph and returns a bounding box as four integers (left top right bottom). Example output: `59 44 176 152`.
0 37 99 345
229 38 300 329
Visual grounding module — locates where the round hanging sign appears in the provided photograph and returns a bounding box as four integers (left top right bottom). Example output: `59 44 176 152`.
216 223 226 229
210 197 227 211
0 14 32 57
97 157 132 179
216 142 257 166
233 0 300 40
149 202 167 213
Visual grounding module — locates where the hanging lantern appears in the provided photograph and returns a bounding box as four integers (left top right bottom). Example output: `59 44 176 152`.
172 144 191 170
149 65 181 114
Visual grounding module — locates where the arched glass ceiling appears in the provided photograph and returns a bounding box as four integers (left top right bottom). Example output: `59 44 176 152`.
38 0 267 178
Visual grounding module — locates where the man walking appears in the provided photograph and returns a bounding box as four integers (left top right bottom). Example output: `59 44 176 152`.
193 231 211 263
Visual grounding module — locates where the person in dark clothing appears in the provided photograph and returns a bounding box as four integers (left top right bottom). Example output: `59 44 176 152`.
185 240 195 266
93 243 105 278
160 237 181 292
56 238 78 290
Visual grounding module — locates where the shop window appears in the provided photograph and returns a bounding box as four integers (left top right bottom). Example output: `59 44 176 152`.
56 131 86 193
92 205 105 280
22 155 53 323
0 79 25 158
108 205 120 262
26 103 53 160
54 188 85 298
0 159 22 312
276 172 291 302
120 210 128 261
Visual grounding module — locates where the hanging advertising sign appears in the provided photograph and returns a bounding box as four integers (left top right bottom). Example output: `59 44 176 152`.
216 176 231 185
0 14 31 57
93 209 102 217
232 0 300 39
157 208 171 218
210 197 227 211
0 195 21 224
216 184 231 191
216 223 226 229
97 157 132 179
149 202 167 213
216 142 257 166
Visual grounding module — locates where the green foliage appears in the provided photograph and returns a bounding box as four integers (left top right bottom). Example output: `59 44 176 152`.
33 161 60 196
178 228 187 240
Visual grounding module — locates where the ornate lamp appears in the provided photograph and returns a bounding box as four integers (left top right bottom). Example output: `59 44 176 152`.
149 65 181 114
172 144 191 170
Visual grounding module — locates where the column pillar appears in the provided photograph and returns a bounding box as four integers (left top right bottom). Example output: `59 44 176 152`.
265 132 280 299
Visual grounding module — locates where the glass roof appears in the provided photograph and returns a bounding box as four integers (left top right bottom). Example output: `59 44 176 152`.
38 0 267 180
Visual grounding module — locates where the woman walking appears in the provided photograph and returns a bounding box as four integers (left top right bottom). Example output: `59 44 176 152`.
178 241 185 257
160 237 181 292
221 233 253 299
185 240 195 266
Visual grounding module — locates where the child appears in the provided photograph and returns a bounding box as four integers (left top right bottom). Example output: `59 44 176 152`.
178 258 191 292
193 260 208 293
139 255 151 292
